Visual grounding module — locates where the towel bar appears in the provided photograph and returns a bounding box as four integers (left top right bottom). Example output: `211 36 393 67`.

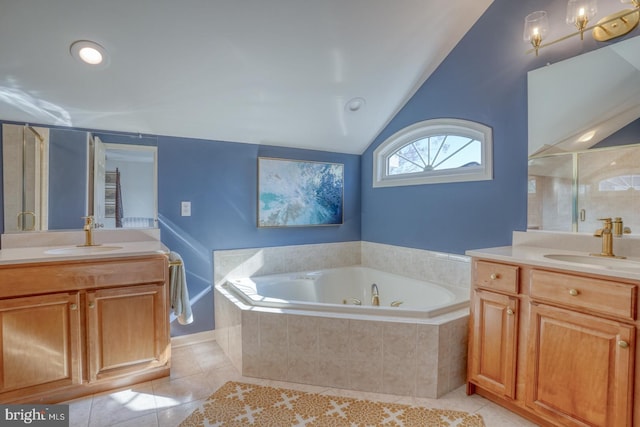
165 253 183 267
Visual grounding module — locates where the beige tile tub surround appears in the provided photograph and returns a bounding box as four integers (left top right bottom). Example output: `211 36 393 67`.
214 240 470 288
361 241 471 289
214 241 471 399
213 241 362 285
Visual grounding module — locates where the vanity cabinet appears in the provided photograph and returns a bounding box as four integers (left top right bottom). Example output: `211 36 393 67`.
0 292 82 398
0 255 170 403
469 289 518 399
87 283 168 382
468 258 638 427
526 303 634 426
468 261 520 399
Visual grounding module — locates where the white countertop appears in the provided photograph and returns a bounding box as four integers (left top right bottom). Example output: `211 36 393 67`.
0 240 169 265
466 245 640 281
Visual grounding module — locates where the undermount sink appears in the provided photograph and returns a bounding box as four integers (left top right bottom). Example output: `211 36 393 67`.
44 245 123 255
544 254 640 272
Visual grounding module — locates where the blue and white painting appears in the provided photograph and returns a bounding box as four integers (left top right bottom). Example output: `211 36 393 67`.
258 158 344 227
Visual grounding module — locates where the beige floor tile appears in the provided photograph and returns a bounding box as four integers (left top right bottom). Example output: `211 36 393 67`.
202 362 244 389
88 382 157 427
397 385 489 414
156 399 206 427
152 373 217 407
475 401 539 426
61 338 536 427
167 347 202 380
110 412 158 427
194 348 232 372
66 395 93 427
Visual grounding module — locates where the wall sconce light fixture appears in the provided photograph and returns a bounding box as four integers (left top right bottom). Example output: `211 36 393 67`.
524 0 639 55
524 11 549 56
566 0 598 39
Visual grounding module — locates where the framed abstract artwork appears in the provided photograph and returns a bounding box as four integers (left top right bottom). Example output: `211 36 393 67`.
258 157 344 227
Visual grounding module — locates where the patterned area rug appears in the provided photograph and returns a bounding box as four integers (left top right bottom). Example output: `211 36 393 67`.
180 381 485 426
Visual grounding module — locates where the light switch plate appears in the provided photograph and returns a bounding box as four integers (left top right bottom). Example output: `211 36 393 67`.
181 201 191 216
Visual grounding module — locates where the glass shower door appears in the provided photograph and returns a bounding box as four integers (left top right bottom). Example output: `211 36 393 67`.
2 124 49 232
576 145 640 234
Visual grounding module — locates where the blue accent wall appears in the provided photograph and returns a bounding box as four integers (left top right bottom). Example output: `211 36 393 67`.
48 128 88 229
156 136 361 335
361 0 638 255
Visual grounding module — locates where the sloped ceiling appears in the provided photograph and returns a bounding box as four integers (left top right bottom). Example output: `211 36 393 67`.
0 0 493 154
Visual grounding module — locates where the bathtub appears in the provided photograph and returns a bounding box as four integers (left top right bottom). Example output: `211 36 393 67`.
215 244 471 397
226 266 469 319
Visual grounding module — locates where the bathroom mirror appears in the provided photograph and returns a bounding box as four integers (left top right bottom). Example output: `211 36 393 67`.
528 35 640 158
88 134 158 230
2 123 158 233
527 35 640 233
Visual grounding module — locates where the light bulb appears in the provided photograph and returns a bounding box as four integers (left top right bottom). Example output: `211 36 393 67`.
70 40 109 68
78 47 103 65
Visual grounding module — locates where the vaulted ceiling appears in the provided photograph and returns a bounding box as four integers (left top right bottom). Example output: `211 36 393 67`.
0 1 493 154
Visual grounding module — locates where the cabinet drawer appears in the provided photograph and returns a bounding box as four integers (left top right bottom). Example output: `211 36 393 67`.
530 270 637 321
474 260 519 294
0 256 167 298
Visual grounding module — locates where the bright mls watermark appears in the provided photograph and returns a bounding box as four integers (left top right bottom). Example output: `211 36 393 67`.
0 405 68 426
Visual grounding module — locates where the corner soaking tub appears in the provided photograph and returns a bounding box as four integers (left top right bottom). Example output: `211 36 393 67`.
215 264 471 398
226 266 469 319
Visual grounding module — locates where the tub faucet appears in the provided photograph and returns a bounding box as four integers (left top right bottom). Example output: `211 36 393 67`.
371 283 380 306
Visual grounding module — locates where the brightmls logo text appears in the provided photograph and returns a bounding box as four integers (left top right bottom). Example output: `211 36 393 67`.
1 405 68 426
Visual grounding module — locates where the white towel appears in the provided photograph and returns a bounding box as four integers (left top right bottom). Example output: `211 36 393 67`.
169 251 194 325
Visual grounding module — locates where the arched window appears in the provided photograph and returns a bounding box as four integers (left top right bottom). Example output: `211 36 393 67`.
373 118 493 187
598 174 640 191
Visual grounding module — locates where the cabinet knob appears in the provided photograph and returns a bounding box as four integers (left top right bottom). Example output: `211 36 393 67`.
618 340 629 349
506 308 514 315
70 303 77 310
490 273 499 280
568 288 579 296
88 302 95 309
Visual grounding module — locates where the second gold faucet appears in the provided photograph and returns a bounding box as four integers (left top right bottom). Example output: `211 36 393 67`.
592 217 625 259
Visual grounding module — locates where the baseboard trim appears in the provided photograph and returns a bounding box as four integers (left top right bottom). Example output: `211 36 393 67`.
171 330 216 348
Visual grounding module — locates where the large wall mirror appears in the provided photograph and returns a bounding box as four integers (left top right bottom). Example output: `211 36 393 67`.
2 123 158 233
527 35 640 234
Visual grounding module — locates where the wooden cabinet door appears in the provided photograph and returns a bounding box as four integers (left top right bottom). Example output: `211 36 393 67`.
526 303 634 427
0 292 81 401
468 289 519 398
86 283 169 382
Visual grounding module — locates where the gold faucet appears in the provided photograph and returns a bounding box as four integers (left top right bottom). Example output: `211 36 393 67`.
371 283 380 306
613 217 624 237
592 217 625 259
80 216 99 247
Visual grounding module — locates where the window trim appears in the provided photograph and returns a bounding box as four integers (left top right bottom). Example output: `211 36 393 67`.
372 118 493 188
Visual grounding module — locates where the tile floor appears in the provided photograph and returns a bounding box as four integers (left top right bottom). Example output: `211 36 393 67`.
65 339 537 427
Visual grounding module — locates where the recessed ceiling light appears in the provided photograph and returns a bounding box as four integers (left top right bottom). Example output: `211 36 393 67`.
577 130 596 143
345 97 366 112
70 40 109 67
